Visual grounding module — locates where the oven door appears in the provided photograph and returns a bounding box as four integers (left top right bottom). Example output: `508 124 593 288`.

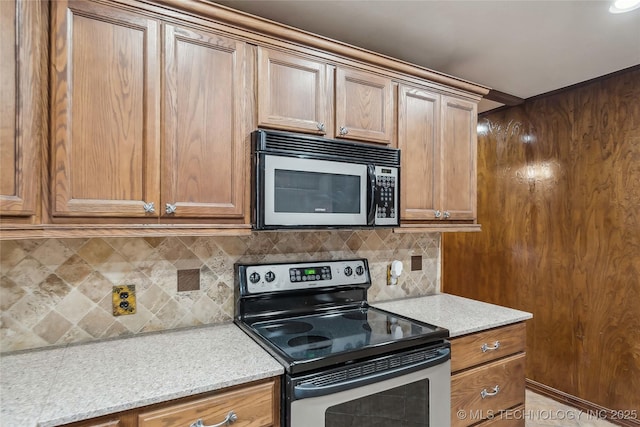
260 154 370 228
287 344 451 427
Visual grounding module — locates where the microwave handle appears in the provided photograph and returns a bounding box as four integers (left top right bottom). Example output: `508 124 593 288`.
367 165 377 226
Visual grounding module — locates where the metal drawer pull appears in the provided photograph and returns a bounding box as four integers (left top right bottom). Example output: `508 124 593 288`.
142 202 155 213
190 411 238 427
165 203 177 214
481 341 500 352
480 385 500 399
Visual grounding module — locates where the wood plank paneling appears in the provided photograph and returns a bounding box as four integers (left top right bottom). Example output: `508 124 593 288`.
443 67 640 415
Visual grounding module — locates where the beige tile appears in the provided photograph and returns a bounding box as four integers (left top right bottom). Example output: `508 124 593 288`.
33 311 73 344
96 252 133 284
56 289 96 324
139 283 171 314
0 240 27 270
30 239 75 268
5 256 51 288
156 238 193 264
78 306 116 338
34 274 72 302
191 294 219 324
215 236 247 257
78 271 113 303
0 275 26 310
107 238 155 264
117 304 153 333
5 292 53 329
1 230 442 352
14 239 46 253
0 312 48 352
57 325 93 345
55 254 93 285
77 238 115 266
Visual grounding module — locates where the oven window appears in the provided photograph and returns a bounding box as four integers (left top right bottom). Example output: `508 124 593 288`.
274 169 361 214
325 379 430 426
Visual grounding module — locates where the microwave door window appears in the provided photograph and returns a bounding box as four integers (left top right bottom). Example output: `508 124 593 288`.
263 156 368 226
274 170 361 214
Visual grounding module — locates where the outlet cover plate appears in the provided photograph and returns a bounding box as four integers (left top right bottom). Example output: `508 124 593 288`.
112 285 136 316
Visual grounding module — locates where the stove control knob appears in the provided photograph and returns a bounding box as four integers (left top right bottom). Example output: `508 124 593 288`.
344 266 353 276
356 265 364 276
265 271 275 282
249 272 260 284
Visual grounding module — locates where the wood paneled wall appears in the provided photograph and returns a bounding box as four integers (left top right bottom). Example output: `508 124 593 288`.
443 67 640 414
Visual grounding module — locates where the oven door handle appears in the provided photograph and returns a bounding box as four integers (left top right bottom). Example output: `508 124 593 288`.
293 347 450 399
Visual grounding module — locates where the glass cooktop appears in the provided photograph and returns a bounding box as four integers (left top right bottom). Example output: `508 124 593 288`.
246 306 448 373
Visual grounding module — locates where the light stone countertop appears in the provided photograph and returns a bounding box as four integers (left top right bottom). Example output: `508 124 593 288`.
0 323 283 427
373 293 532 337
1 294 531 426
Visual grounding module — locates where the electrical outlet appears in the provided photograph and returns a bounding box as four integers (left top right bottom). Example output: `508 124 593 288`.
112 285 136 316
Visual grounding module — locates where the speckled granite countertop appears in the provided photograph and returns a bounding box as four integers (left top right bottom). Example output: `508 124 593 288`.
0 323 283 427
374 293 532 337
1 294 531 426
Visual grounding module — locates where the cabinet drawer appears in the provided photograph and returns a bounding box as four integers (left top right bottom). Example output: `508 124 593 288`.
475 405 525 427
451 322 525 372
138 380 276 427
451 354 525 427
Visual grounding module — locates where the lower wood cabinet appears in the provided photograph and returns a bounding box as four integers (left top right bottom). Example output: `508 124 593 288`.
139 380 277 427
450 323 527 427
62 377 279 427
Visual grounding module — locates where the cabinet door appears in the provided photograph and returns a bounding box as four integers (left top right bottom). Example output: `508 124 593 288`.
0 0 42 217
257 48 329 135
139 380 276 427
397 84 440 220
50 0 160 218
162 24 246 218
335 67 394 144
441 96 477 220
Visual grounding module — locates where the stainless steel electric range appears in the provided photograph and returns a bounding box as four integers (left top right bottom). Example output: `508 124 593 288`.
234 258 451 427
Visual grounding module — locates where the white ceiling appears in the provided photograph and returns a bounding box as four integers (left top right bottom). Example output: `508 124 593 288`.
214 0 640 112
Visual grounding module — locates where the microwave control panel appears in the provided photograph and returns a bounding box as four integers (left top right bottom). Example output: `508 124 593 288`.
374 165 399 226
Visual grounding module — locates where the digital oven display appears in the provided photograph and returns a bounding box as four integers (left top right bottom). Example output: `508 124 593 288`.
289 266 332 283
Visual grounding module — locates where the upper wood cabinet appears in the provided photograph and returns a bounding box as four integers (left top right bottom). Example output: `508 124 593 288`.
335 67 394 145
398 85 477 222
50 0 160 218
49 0 248 221
257 47 330 135
0 0 44 218
257 50 393 145
162 24 246 219
397 84 440 220
441 95 477 220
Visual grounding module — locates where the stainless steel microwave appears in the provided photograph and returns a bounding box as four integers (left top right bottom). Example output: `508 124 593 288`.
252 129 400 230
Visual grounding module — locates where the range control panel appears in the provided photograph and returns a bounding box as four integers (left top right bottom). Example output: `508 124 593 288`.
239 259 370 294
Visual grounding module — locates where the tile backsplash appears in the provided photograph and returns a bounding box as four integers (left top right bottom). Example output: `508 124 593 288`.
0 230 440 353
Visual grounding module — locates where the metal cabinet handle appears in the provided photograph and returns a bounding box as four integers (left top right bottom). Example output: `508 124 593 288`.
480 385 500 399
317 122 326 131
434 210 442 219
481 341 500 352
190 411 238 427
143 202 155 213
339 126 349 135
443 211 451 219
165 203 177 214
